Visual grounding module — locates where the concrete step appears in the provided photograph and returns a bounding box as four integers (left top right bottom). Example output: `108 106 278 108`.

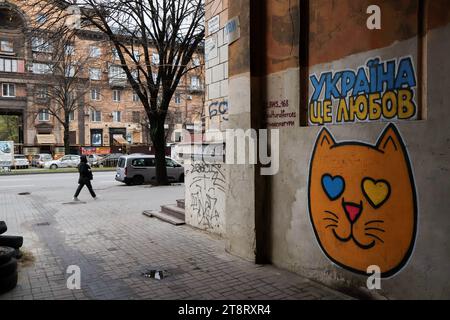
161 204 185 221
176 199 185 209
142 210 185 226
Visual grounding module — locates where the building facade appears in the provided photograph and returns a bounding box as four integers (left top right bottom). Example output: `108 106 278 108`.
0 0 204 158
184 0 450 299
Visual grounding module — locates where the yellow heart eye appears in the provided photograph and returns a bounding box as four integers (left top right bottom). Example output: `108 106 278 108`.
362 178 391 208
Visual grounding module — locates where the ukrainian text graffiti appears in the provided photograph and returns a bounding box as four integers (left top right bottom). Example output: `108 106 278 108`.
308 57 417 125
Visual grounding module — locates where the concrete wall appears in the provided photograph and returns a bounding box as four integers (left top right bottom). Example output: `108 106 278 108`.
269 1 450 299
184 159 227 236
223 0 450 299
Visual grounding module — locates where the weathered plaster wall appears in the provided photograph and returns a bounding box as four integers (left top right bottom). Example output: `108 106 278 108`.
261 1 450 299
185 160 227 235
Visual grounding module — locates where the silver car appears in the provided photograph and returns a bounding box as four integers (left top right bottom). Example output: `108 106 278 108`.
13 155 30 169
115 155 184 185
44 155 81 169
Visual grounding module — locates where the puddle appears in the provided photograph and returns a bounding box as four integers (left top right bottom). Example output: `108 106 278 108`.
18 249 35 267
142 269 168 280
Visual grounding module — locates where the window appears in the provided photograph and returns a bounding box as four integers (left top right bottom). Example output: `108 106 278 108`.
65 65 76 78
65 45 74 56
91 88 101 101
131 70 139 81
152 53 160 65
2 83 15 97
36 14 47 25
112 111 121 122
91 110 101 122
113 90 121 102
89 46 101 58
69 111 75 122
191 76 199 88
132 158 155 167
175 93 181 104
89 68 101 80
133 50 140 62
32 37 52 53
193 57 200 66
132 92 139 102
36 87 48 99
32 63 52 74
0 40 13 53
38 109 50 121
91 129 102 146
0 58 18 72
112 48 120 60
109 65 126 81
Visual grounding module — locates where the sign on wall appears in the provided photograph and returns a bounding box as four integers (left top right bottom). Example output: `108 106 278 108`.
205 35 218 61
308 56 418 125
225 16 240 44
208 15 220 35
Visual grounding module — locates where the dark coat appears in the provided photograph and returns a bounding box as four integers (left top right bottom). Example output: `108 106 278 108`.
78 162 93 184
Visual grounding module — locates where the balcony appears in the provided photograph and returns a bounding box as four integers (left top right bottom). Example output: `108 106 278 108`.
0 58 25 73
188 84 204 93
109 77 127 88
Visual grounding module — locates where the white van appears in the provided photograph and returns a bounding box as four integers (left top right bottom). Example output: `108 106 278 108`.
115 155 184 185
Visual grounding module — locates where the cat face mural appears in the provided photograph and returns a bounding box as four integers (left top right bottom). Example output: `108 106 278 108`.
308 124 417 277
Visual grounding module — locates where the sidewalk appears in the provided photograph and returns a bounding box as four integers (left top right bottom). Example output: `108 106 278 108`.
0 181 351 300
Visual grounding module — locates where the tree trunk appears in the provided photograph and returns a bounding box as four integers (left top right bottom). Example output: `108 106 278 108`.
63 122 70 155
150 117 169 185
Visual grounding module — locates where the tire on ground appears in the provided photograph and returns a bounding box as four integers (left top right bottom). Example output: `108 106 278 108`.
0 247 15 265
0 221 6 235
0 258 17 278
0 270 18 294
0 236 24 249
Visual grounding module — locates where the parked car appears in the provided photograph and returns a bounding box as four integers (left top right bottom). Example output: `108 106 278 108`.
87 154 104 167
115 155 184 185
31 154 53 168
44 155 81 169
98 153 124 167
13 155 29 169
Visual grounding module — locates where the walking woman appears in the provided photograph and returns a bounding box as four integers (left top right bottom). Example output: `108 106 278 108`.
73 155 97 201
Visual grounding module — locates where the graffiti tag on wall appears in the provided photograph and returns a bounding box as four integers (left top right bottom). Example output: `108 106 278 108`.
188 162 226 230
308 124 417 277
266 99 296 128
309 57 417 125
209 100 228 121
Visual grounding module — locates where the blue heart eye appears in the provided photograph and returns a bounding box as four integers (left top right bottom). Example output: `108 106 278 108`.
321 174 345 200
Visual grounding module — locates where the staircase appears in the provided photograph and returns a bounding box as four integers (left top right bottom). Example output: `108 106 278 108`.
143 199 185 226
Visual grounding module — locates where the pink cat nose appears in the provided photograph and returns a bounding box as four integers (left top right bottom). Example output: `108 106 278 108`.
343 202 363 223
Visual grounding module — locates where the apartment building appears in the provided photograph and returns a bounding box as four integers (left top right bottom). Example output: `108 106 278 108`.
0 0 204 157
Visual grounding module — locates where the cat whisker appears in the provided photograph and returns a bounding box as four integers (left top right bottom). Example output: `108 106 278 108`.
324 211 339 220
365 227 385 233
323 218 338 224
365 233 385 243
325 224 338 229
365 220 385 226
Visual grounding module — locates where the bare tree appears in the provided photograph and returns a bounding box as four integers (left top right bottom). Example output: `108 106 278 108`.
28 0 205 185
26 18 92 155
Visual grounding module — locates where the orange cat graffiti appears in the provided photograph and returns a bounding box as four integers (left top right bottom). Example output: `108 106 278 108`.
308 124 417 277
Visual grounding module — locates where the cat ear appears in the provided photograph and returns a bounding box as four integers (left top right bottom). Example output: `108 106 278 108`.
316 127 336 150
376 124 403 154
